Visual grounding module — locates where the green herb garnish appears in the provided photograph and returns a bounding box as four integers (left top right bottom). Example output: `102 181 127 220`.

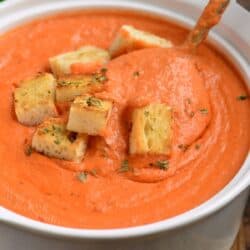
199 108 208 115
43 128 50 133
118 160 133 173
150 160 169 170
58 80 82 87
92 73 108 83
51 125 62 133
77 172 88 183
86 97 101 107
54 139 61 145
184 98 195 118
237 95 249 101
24 145 33 156
99 75 108 82
155 160 169 170
144 111 149 117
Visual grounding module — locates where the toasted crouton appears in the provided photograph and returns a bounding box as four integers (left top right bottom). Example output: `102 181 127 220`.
14 73 57 126
67 95 112 135
49 46 110 76
129 104 172 155
32 118 88 163
109 25 173 57
56 72 107 102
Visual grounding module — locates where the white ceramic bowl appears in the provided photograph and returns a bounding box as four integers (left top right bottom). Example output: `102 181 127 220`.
0 1 249 250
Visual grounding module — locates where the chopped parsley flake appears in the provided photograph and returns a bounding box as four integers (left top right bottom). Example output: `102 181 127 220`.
24 145 33 156
118 160 133 173
184 98 195 118
77 172 88 183
54 139 61 145
237 95 249 101
86 97 101 107
150 160 169 170
155 160 169 170
92 73 108 83
58 80 83 87
51 125 62 133
99 75 108 82
43 128 50 133
199 108 208 114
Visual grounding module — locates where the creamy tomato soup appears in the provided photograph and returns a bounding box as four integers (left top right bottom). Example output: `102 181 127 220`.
0 10 249 229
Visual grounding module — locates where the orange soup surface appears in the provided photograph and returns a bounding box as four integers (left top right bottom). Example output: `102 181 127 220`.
0 10 249 228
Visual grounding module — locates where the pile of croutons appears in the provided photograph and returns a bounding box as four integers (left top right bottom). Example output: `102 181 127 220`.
14 25 173 163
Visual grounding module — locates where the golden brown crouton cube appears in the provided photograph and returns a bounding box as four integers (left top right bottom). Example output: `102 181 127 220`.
32 118 88 163
49 46 110 76
67 95 112 135
109 25 173 57
129 104 172 155
56 73 107 102
14 73 57 126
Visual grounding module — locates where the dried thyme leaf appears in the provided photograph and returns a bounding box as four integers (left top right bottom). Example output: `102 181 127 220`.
118 160 133 173
155 160 169 170
54 139 61 145
77 172 88 183
237 95 249 101
150 160 169 171
86 97 101 107
24 145 33 156
199 108 208 115
92 71 108 83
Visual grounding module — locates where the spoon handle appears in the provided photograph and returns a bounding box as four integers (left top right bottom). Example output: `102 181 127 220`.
185 0 230 50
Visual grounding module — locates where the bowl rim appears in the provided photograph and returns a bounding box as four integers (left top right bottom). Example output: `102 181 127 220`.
0 0 249 240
